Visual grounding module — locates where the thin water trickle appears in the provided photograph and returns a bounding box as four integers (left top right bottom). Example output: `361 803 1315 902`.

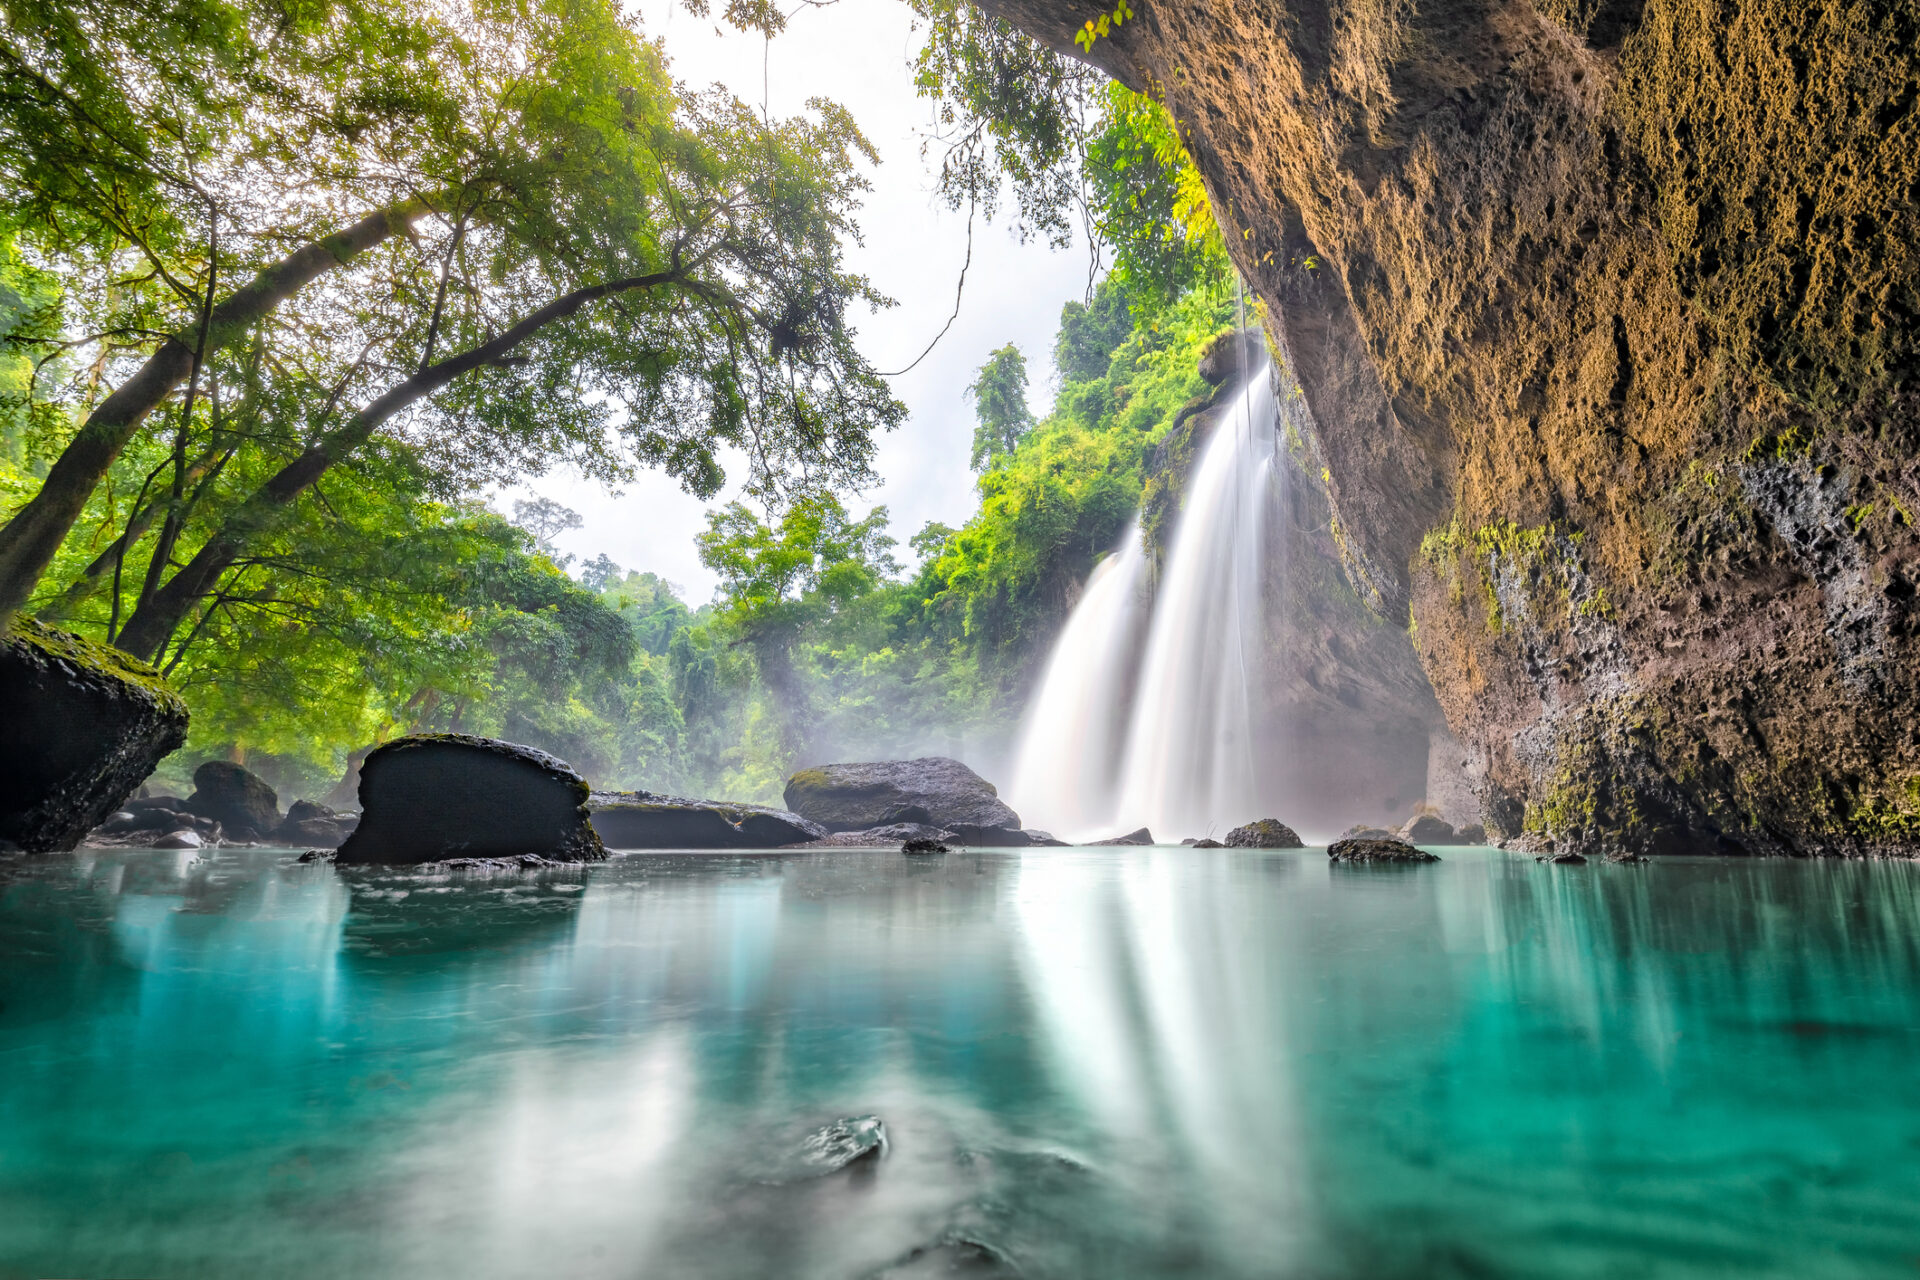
1010 364 1282 841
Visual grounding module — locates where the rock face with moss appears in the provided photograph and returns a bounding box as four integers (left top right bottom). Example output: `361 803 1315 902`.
0 618 189 853
981 0 1920 856
335 734 605 864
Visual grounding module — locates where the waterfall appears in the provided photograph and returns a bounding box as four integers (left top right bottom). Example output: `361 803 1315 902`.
1004 520 1150 837
1009 366 1281 841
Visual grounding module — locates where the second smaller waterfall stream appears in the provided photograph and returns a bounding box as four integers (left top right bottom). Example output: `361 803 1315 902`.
1007 366 1282 841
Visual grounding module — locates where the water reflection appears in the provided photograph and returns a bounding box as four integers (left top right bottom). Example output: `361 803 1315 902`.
1 848 1918 1277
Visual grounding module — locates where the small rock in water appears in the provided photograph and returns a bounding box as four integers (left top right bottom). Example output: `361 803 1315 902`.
1085 827 1153 846
796 1115 887 1175
1223 818 1303 848
1540 851 1589 865
153 829 202 849
1188 837 1225 849
1328 837 1438 863
902 837 950 854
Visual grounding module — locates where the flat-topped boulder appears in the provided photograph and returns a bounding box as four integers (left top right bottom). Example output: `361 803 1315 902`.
589 791 825 849
335 735 604 864
784 757 1019 833
1 618 188 853
1223 819 1304 849
1397 813 1459 844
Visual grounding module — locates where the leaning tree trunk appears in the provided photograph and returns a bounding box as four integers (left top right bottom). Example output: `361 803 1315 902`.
114 267 685 662
0 198 437 630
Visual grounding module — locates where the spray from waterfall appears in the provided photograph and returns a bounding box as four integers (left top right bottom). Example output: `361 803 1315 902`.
1009 362 1284 840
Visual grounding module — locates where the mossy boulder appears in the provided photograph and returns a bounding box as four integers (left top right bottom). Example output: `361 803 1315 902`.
335 734 604 864
0 618 188 853
1329 838 1440 865
1223 818 1304 848
783 758 1019 833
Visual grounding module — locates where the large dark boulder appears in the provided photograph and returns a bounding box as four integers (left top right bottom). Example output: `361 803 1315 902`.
784 758 1019 833
335 735 604 864
0 618 188 853
185 760 280 839
589 791 826 849
1223 819 1304 849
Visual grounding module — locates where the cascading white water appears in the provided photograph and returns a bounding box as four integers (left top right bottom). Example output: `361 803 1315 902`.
1116 370 1277 838
1004 520 1150 838
1007 366 1281 841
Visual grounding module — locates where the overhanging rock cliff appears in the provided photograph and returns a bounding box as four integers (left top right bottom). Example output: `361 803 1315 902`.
975 0 1920 855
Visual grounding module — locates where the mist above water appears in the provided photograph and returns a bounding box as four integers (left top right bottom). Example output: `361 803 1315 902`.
1008 368 1282 842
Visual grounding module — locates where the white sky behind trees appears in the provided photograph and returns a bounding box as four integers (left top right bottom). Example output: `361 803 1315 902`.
498 0 1090 599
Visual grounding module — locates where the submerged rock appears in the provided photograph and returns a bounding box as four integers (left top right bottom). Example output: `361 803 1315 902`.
1397 813 1459 844
1223 818 1304 848
1329 837 1441 864
588 791 825 849
902 837 949 854
186 761 281 840
335 734 604 864
793 1116 888 1176
1086 827 1154 846
785 758 1019 833
0 618 189 853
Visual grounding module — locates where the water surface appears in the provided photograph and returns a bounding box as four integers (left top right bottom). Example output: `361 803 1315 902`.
3 846 1918 1278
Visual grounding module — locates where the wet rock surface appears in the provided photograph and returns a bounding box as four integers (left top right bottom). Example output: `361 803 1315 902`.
335 734 604 864
1223 819 1304 849
785 758 1019 833
589 791 826 849
1328 838 1441 864
274 799 358 848
0 618 188 853
902 837 950 854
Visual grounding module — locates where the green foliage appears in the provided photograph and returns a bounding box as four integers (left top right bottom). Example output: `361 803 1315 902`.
966 343 1035 470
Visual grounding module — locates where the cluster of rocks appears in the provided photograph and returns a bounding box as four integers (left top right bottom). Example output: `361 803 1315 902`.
84 761 358 850
1339 810 1487 846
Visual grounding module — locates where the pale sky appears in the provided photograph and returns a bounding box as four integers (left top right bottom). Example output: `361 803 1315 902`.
498 0 1091 600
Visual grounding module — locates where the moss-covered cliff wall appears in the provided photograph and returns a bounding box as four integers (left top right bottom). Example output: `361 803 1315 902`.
976 0 1920 855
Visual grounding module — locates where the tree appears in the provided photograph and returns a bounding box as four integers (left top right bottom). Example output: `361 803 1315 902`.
966 343 1034 470
514 498 583 554
696 493 896 755
579 552 624 592
12 0 905 666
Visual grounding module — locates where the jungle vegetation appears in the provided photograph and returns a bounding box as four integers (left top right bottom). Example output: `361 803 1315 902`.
0 0 1235 804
